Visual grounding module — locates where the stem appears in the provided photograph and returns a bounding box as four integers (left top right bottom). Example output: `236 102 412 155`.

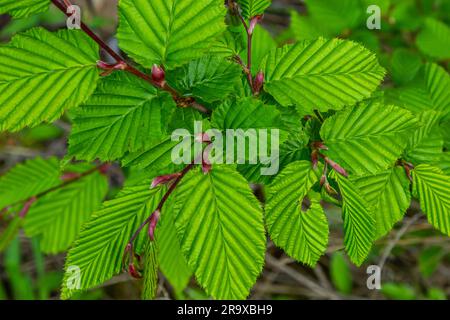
50 0 208 114
2 164 108 212
247 32 253 82
124 162 196 265
157 163 196 212
230 1 255 92
52 0 123 62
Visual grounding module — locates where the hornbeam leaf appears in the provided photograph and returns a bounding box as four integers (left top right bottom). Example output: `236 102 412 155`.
266 161 328 266
321 101 418 175
142 241 159 300
261 38 385 112
352 167 411 239
0 0 49 18
0 28 100 132
211 97 281 130
390 48 422 85
405 111 444 165
416 18 450 60
413 164 450 236
68 72 176 162
397 63 450 120
209 28 245 59
157 201 192 294
117 0 227 69
238 128 310 184
334 173 374 266
171 166 266 299
236 0 271 19
122 136 186 175
0 157 60 210
435 153 450 176
24 165 108 254
61 184 165 299
304 0 364 36
441 121 450 149
167 56 242 103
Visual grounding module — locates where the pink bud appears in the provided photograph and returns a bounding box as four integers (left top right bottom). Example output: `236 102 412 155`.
248 15 263 35
195 133 211 144
404 166 413 182
97 61 114 70
97 61 127 76
312 141 329 151
19 197 37 218
311 151 319 170
202 161 212 174
202 148 212 174
320 175 327 186
60 172 80 181
98 164 110 175
253 71 264 94
147 210 161 241
324 182 338 196
324 157 349 178
128 264 142 279
151 173 181 189
152 64 166 87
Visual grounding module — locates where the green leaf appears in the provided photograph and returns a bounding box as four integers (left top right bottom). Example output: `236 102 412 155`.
0 217 23 253
330 252 352 294
142 241 159 300
351 167 411 239
0 28 100 132
211 97 281 130
405 111 444 165
391 1 421 31
397 63 450 120
61 184 165 299
435 152 450 176
381 283 416 300
0 0 49 18
426 288 447 300
266 161 328 266
334 173 374 266
441 121 450 149
390 48 422 85
261 38 385 112
122 136 185 174
158 206 192 294
167 56 241 103
117 0 227 69
68 71 176 162
321 101 418 175
304 0 363 35
236 0 271 19
24 167 108 254
208 28 245 59
413 164 450 236
290 10 332 41
418 246 445 278
416 18 450 60
171 166 266 299
0 157 60 210
211 97 282 166
238 128 309 184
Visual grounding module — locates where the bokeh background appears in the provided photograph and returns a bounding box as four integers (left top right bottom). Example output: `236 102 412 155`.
0 0 449 300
